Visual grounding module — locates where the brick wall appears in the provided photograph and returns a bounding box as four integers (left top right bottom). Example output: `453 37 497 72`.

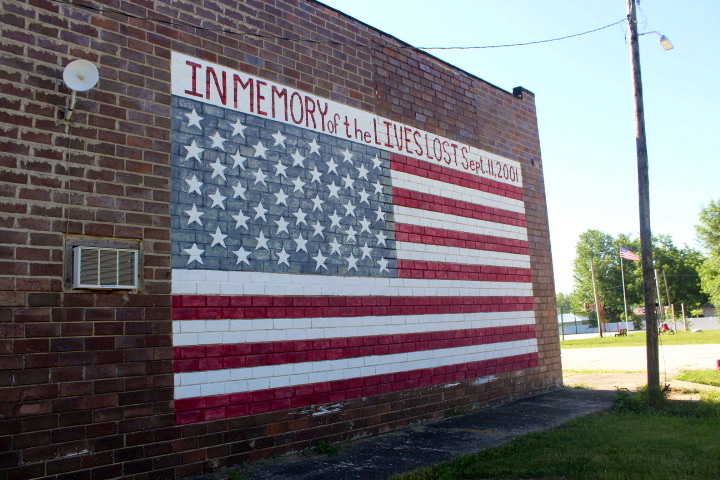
0 0 560 478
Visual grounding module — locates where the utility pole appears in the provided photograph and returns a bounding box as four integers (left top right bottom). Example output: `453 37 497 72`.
627 0 660 402
590 260 603 338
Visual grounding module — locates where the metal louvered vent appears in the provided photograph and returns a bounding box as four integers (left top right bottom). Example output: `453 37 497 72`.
72 246 139 289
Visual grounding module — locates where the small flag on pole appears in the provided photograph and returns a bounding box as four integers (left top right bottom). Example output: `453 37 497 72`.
619 247 640 261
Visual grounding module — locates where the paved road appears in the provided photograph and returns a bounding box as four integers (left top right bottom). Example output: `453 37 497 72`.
561 344 720 374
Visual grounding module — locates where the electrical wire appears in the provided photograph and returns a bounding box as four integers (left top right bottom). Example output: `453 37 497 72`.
49 0 627 52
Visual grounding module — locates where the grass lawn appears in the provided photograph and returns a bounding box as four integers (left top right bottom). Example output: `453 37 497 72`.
393 393 720 480
675 369 720 387
561 329 720 349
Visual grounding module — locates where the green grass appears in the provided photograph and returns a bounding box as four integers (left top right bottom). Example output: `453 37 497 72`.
564 369 645 374
675 369 720 387
561 329 720 349
392 392 720 480
309 440 342 457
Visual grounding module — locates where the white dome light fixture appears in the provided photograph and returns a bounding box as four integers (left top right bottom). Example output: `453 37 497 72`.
61 59 99 122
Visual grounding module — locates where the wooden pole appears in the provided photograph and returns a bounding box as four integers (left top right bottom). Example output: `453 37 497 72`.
663 270 676 332
591 260 603 338
627 0 660 402
681 303 687 333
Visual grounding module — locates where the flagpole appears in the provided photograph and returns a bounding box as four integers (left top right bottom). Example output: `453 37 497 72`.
620 253 630 332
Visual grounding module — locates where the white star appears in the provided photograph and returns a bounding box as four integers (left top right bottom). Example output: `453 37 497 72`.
358 216 371 234
377 257 389 273
233 246 251 265
275 216 290 234
357 164 369 180
209 226 227 248
184 204 204 226
231 152 246 170
185 109 203 128
209 131 226 150
360 242 373 260
274 161 288 178
375 230 388 246
309 166 323 184
329 238 342 255
310 221 324 238
312 250 327 270
271 130 286 147
346 254 359 271
252 169 267 186
328 211 342 229
231 119 247 137
311 194 324 211
294 234 308 252
253 140 268 159
342 174 354 190
231 181 246 200
209 159 226 180
358 189 370 204
290 149 305 166
375 205 385 221
291 176 305 192
326 158 339 174
183 243 204 264
373 181 383 195
275 189 289 206
341 148 353 164
343 200 356 217
345 225 358 243
232 211 249 230
371 155 382 170
185 175 203 195
327 181 341 199
255 231 269 250
254 202 268 222
208 189 227 210
293 208 308 226
276 248 290 267
184 140 204 163
308 138 321 155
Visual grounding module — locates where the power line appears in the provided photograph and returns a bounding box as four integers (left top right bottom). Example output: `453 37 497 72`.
49 0 627 52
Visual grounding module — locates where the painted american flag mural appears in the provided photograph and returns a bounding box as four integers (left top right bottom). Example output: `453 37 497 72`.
170 54 537 424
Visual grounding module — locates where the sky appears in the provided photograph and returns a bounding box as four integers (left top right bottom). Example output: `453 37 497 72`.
318 0 720 294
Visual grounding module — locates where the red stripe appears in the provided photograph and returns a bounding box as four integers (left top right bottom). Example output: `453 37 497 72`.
395 223 529 255
174 352 539 424
393 187 526 227
397 260 532 283
173 324 537 373
173 295 534 320
391 152 524 200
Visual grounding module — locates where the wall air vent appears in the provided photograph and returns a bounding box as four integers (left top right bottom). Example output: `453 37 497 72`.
72 246 139 289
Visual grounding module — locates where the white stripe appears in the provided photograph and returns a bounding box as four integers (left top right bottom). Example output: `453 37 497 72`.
173 339 538 399
173 311 536 346
393 206 528 241
172 269 532 296
390 170 525 214
396 241 531 269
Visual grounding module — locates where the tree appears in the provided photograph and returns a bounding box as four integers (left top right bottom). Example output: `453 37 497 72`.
651 235 707 313
569 230 705 325
556 292 572 313
696 199 720 309
570 230 641 325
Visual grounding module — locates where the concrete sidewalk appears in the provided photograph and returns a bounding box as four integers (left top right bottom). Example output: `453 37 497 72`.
217 388 614 480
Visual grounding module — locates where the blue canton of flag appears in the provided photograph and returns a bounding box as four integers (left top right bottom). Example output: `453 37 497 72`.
171 97 396 277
